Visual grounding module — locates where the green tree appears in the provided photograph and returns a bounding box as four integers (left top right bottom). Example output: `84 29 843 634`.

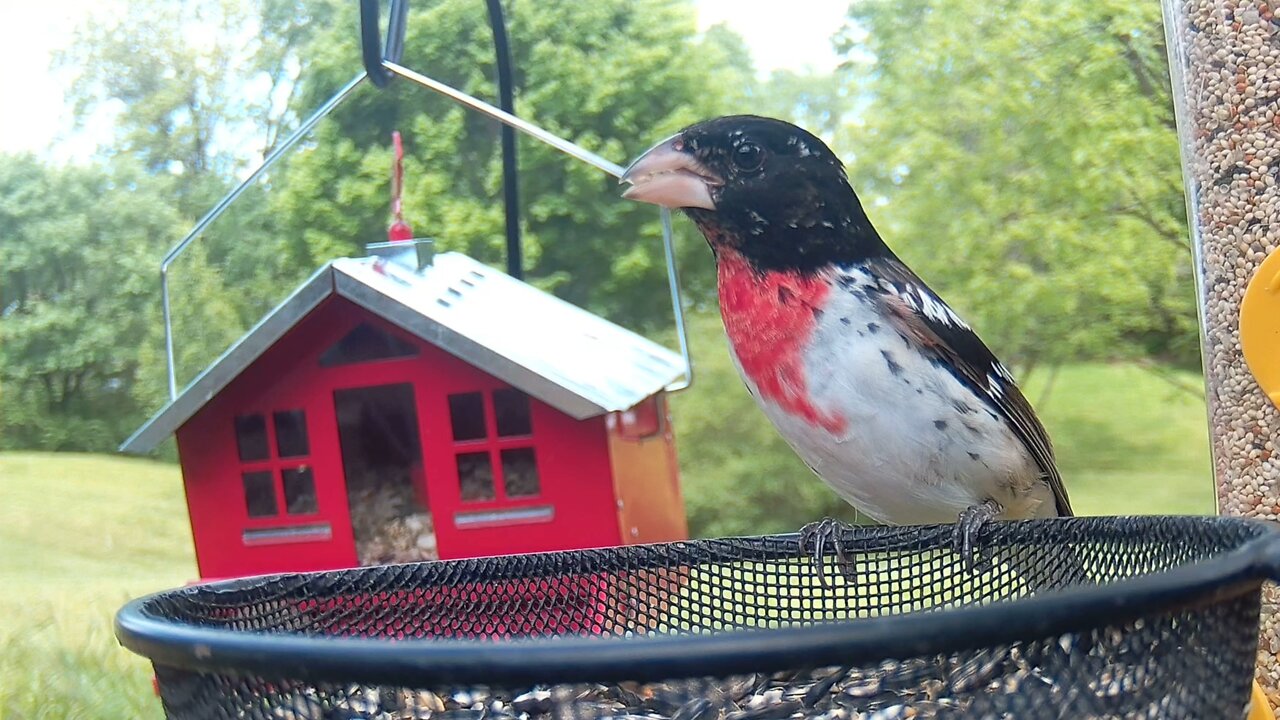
19 0 764 452
835 0 1196 376
753 68 860 142
0 155 239 451
59 0 335 190
272 0 754 330
58 0 339 335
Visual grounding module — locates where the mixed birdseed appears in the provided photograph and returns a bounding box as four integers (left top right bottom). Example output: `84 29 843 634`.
348 479 439 566
1164 0 1280 702
263 648 1166 720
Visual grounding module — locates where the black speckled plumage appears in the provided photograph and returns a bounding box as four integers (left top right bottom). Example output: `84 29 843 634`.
676 115 889 273
622 114 1073 528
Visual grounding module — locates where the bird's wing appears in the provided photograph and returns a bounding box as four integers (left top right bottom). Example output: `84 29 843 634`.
857 255 1073 517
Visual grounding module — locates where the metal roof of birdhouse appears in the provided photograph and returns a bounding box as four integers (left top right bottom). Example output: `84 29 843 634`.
120 245 687 454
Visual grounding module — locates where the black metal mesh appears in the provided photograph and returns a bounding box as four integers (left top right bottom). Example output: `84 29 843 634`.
120 517 1279 719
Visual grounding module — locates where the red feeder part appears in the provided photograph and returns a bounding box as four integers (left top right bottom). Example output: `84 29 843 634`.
388 219 413 242
389 131 412 242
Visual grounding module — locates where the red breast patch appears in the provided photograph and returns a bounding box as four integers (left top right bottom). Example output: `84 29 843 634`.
716 250 848 434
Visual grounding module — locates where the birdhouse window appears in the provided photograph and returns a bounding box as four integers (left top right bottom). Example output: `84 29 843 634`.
500 448 540 497
446 388 541 505
319 322 418 367
456 452 496 501
235 414 269 461
273 409 310 457
233 408 320 523
448 393 487 441
242 471 278 517
282 467 318 514
493 388 532 436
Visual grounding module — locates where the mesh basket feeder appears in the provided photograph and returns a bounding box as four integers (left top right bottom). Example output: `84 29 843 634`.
117 516 1280 719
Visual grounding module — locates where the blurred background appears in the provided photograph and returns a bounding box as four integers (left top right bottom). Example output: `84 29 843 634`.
0 1 1210 715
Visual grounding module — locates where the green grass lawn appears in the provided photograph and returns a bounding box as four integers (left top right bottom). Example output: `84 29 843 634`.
0 363 1215 717
0 452 196 719
1021 363 1214 516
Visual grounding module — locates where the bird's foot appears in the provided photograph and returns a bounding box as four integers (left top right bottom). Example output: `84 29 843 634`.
799 517 858 587
953 499 1003 572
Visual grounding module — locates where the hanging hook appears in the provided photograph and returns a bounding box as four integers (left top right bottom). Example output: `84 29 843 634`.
361 0 410 88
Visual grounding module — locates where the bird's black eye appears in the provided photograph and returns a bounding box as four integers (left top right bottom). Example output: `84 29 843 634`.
732 142 764 172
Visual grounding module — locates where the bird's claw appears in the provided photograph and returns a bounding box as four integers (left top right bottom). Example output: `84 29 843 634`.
799 517 858 587
953 499 1002 572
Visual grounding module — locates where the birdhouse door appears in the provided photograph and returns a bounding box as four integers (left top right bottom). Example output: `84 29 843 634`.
332 381 436 565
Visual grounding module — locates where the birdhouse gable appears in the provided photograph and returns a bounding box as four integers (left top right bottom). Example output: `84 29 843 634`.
121 250 685 454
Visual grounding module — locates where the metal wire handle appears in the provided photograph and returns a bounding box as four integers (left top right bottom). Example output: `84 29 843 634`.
160 12 692 399
160 72 369 399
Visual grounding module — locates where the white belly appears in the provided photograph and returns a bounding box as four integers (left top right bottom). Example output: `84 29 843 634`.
726 286 1057 526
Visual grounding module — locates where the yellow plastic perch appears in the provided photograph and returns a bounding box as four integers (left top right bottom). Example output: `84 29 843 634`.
1240 251 1280 719
1241 248 1280 411
1251 680 1276 720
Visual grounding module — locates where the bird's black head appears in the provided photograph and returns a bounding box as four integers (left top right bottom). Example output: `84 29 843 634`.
621 115 886 272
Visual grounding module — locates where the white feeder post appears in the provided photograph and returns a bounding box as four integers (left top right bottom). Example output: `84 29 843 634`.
1163 0 1280 704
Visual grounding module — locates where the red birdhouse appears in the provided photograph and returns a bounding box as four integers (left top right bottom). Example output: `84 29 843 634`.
121 244 689 582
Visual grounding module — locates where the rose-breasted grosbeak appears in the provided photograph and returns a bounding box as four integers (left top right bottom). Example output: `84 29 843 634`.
620 115 1073 573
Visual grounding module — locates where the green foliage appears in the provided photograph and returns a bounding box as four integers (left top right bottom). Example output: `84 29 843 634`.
6 0 759 452
57 0 335 192
835 0 1197 372
0 155 233 451
47 0 349 411
272 0 751 329
751 68 860 141
4 0 1206 504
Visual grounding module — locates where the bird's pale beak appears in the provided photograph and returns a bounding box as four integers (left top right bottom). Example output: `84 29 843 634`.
620 135 721 210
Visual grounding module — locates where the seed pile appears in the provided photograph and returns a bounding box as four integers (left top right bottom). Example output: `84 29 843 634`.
348 480 439 565
264 646 1190 720
1165 0 1280 701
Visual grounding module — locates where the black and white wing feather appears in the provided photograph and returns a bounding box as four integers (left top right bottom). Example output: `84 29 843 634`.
862 254 1073 517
